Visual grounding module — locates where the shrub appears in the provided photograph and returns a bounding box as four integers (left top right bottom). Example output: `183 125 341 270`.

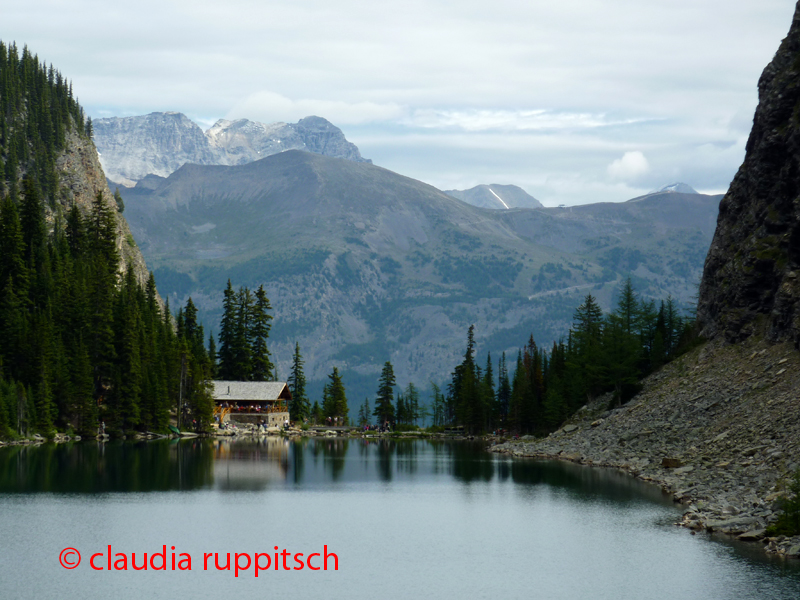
766 468 800 536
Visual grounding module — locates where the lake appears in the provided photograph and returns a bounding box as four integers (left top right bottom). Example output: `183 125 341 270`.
0 437 798 599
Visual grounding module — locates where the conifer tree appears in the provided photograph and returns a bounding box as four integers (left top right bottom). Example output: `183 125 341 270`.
430 383 445 427
321 367 348 423
405 382 420 426
250 285 274 380
496 352 511 425
217 280 236 379
374 361 396 424
289 342 309 421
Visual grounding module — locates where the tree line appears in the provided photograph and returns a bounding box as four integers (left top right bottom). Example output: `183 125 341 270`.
444 279 695 434
318 279 694 434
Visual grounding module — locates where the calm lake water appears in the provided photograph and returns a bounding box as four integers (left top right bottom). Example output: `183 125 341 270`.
1 438 798 599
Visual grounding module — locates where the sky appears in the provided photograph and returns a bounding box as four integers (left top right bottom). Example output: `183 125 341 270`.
3 0 797 206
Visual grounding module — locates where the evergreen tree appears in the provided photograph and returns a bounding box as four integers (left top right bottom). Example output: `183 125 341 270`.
311 401 323 424
322 367 348 424
207 333 217 379
496 352 511 426
430 383 445 427
0 194 28 292
374 361 396 424
217 280 236 379
289 342 310 421
405 382 420 426
250 285 274 380
570 294 604 401
357 398 370 426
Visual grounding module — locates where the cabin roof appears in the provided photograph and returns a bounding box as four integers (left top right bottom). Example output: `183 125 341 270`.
212 381 291 402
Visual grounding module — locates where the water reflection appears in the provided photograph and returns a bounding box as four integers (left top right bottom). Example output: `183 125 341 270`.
0 440 214 493
0 437 671 504
212 437 290 491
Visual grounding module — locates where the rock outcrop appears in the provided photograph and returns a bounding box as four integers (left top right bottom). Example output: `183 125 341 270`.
697 3 800 346
55 127 151 286
94 112 370 185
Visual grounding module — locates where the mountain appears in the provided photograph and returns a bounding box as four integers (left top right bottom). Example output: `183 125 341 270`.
652 182 698 195
444 184 544 209
494 3 800 554
697 5 800 347
93 112 370 185
119 149 721 401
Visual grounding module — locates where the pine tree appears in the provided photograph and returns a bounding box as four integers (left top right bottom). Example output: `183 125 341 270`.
289 342 310 421
322 367 348 423
207 333 217 379
358 398 370 426
497 352 511 426
430 383 445 427
374 361 396 424
405 382 420 426
0 194 28 292
250 285 274 380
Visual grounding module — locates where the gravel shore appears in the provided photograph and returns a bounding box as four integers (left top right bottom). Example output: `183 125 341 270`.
490 336 800 558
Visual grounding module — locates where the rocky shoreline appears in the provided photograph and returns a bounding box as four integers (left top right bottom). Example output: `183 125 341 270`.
490 336 800 559
0 424 473 447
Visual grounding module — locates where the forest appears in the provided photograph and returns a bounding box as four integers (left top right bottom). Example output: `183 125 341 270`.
0 41 212 439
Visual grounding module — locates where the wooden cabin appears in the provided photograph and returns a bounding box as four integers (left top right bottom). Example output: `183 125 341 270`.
212 381 292 427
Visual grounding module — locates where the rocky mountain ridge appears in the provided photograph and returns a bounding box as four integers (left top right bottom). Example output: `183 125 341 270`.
93 112 370 185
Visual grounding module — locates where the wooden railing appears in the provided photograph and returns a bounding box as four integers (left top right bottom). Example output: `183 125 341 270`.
215 404 288 415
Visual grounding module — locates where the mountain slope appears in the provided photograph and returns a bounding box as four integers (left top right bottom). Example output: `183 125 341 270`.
445 184 544 209
120 149 720 400
94 112 370 185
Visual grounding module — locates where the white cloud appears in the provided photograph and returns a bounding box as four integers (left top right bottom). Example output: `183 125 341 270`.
225 91 405 126
607 151 650 181
403 109 648 132
2 0 794 204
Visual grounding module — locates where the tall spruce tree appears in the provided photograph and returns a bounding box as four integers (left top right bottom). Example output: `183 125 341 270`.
322 366 348 423
289 342 310 421
374 361 396 424
250 285 274 380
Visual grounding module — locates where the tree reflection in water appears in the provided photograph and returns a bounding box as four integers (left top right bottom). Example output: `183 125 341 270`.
0 438 672 506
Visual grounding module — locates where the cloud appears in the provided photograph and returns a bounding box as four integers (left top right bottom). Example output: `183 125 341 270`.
4 0 793 205
225 91 405 126
607 151 650 181
402 109 649 132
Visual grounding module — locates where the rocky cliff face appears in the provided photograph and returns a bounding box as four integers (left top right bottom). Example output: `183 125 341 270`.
94 112 370 185
55 127 151 286
697 3 800 346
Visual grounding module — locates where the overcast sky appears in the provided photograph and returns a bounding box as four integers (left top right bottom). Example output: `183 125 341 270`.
4 0 797 205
